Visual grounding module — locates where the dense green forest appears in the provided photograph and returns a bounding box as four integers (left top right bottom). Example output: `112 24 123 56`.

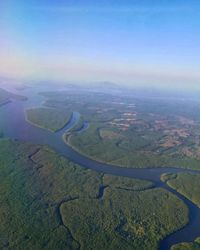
162 173 200 208
0 139 188 249
162 173 200 250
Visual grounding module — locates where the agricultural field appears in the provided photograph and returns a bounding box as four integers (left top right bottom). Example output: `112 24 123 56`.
39 90 200 169
0 138 188 250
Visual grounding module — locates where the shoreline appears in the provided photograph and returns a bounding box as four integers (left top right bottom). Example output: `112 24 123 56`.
24 109 57 133
62 133 200 171
24 108 72 133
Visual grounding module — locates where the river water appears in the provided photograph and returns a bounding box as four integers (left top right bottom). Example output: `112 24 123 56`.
0 84 200 250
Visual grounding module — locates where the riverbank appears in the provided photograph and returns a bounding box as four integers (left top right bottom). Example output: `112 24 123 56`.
25 107 72 133
62 132 200 171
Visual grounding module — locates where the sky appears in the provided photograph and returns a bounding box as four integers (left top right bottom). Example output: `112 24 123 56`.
1 0 200 88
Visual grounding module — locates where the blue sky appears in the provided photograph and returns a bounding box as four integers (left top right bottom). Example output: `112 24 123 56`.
1 0 200 88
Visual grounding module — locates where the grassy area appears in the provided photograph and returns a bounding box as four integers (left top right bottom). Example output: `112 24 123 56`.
0 138 189 249
161 173 200 208
25 107 72 132
171 237 200 250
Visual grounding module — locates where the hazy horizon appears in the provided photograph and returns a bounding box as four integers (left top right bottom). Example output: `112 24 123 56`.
1 1 200 89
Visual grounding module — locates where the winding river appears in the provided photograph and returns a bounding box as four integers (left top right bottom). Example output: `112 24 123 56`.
0 84 200 250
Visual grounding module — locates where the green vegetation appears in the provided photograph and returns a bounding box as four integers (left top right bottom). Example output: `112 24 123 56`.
103 174 155 191
0 139 101 249
25 107 72 132
161 173 200 250
161 172 200 208
61 188 187 250
0 139 189 249
68 123 180 168
160 173 177 183
171 237 200 250
0 88 27 105
39 90 200 170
